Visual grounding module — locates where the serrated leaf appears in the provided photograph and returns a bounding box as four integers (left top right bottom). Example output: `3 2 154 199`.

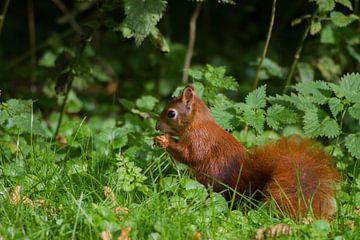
268 93 315 112
335 0 353 10
345 133 360 159
293 81 331 105
339 73 360 103
243 108 265 134
258 58 287 80
210 94 238 130
204 65 239 91
149 27 170 53
330 11 359 27
245 85 266 109
136 96 158 111
303 109 340 137
349 103 360 120
314 0 335 13
123 0 167 46
186 67 204 80
310 20 322 35
328 97 343 117
266 104 299 130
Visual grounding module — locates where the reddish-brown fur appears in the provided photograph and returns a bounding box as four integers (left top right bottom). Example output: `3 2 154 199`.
155 86 340 219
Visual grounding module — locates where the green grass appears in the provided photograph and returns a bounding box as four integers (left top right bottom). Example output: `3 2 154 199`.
0 106 359 239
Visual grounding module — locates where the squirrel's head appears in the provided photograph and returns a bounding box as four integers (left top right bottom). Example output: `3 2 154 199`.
156 85 213 136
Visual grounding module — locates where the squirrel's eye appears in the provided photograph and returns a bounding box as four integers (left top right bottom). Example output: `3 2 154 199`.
167 110 176 119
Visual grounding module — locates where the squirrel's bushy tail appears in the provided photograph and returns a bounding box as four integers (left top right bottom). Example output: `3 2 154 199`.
250 136 340 219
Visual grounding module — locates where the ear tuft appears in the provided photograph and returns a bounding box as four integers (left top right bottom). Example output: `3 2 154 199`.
181 85 195 110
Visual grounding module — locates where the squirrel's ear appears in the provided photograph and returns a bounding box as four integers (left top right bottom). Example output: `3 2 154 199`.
181 85 195 110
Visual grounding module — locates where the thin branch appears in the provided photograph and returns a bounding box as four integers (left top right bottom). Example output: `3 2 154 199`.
182 2 202 84
283 10 316 94
28 0 37 83
0 0 11 35
51 0 83 36
54 77 73 138
253 0 277 89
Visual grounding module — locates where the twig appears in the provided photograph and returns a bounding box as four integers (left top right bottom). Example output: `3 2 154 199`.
253 0 277 89
283 9 316 94
28 0 37 84
182 2 202 84
54 76 73 138
0 0 10 35
51 0 83 36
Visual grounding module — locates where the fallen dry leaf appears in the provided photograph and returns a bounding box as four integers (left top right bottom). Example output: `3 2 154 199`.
117 226 131 240
192 231 201 240
100 230 112 240
355 206 360 216
345 220 355 230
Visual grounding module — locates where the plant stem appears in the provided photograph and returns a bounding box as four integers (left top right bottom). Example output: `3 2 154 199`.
253 0 277 90
28 0 37 84
0 0 11 35
54 76 73 138
283 10 316 94
182 2 202 84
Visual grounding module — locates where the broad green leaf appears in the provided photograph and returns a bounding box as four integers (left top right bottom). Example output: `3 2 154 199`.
186 67 204 80
330 11 359 27
335 0 353 10
313 0 335 13
339 73 360 103
345 133 360 159
243 108 265 134
204 65 239 91
293 81 331 105
328 97 343 117
266 104 299 130
123 0 167 46
210 94 237 130
310 20 322 35
303 109 340 137
136 96 159 111
349 103 360 120
245 85 266 109
320 25 335 44
149 27 170 53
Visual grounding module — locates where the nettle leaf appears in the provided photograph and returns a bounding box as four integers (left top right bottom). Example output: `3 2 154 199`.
313 0 335 13
320 25 336 44
210 94 238 130
266 104 299 130
123 0 167 46
186 66 204 80
293 81 331 105
136 96 158 112
335 0 353 10
349 103 360 120
339 73 360 103
269 93 315 112
258 58 287 80
303 109 340 138
330 11 359 27
345 133 360 159
204 65 239 91
245 85 266 109
243 108 265 134
328 97 344 117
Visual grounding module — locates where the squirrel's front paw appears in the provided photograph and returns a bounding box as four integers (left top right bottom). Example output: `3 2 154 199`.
154 135 170 148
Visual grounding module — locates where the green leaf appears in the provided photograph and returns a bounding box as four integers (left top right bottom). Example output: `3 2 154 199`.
313 0 335 13
210 94 237 130
136 96 159 112
349 103 360 120
310 20 322 35
335 0 353 10
243 108 265 134
258 58 287 80
330 11 359 27
149 27 170 53
293 81 331 105
328 97 343 117
266 104 299 130
345 133 360 159
320 25 336 44
245 85 266 109
303 109 340 138
339 72 360 103
297 62 314 82
186 66 204 80
204 65 239 91
123 0 167 46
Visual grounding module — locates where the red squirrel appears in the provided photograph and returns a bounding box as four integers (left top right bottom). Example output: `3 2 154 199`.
154 85 340 219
